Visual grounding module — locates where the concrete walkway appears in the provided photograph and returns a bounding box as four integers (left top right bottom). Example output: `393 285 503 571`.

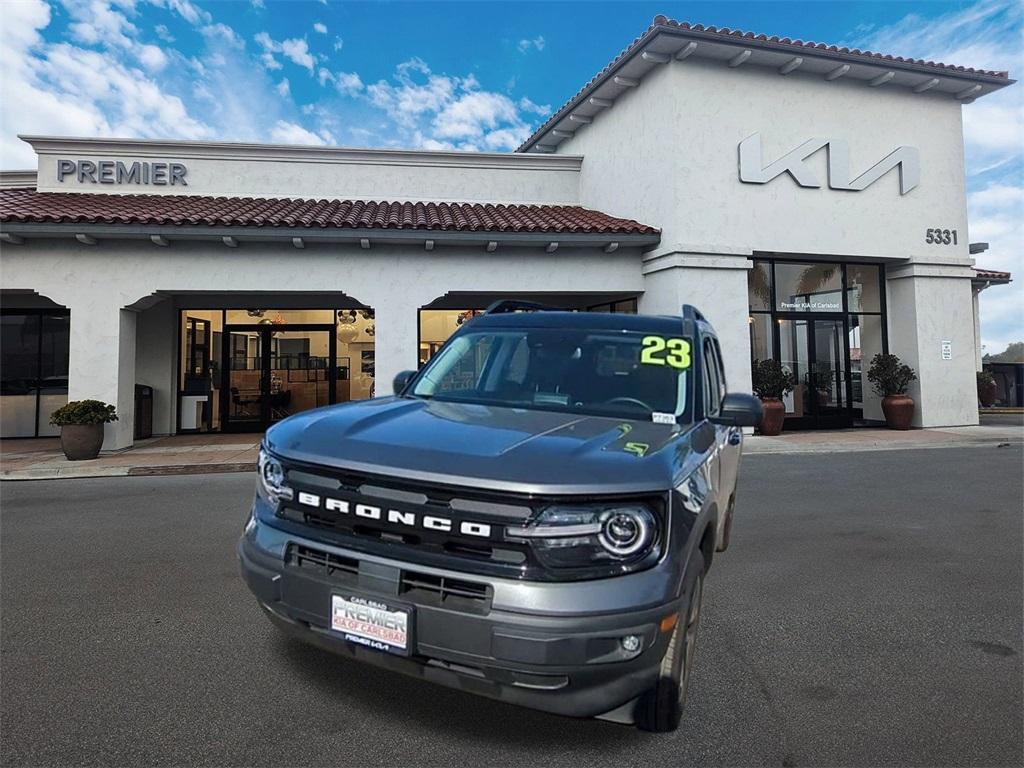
0 433 260 481
2 414 1021 480
745 422 1022 455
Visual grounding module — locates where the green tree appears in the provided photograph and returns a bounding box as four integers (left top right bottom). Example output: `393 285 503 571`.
984 342 1024 363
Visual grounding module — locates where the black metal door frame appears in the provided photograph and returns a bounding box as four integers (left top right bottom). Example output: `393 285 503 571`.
220 323 337 433
774 313 854 430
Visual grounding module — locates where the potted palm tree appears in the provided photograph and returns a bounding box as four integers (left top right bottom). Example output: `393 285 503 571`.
867 353 918 430
50 400 118 460
977 370 997 408
751 359 796 436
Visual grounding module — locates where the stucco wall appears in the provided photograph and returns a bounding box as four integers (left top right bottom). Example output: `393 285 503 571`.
0 238 644 447
559 58 969 263
30 140 582 205
556 57 978 426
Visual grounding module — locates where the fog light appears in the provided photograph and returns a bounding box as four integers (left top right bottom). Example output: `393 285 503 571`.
621 634 641 653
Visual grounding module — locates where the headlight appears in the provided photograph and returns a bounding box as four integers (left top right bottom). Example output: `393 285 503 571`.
257 447 293 506
507 503 659 571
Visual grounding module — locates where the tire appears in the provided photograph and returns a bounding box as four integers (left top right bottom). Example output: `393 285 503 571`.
635 552 705 732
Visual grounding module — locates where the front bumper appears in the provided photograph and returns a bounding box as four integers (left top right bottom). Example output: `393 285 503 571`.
238 518 685 721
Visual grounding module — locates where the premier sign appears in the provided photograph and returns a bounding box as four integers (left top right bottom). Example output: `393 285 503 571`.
56 159 188 186
739 134 919 195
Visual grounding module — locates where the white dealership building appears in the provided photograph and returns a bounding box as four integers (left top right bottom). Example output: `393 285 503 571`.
0 16 1013 447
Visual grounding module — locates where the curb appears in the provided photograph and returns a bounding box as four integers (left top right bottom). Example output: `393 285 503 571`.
1 462 253 481
744 437 1022 456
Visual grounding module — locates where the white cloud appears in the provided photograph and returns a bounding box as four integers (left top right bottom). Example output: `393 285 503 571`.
333 36 343 51
362 57 540 151
250 0 265 8
280 38 314 72
147 0 212 26
313 22 327 34
518 96 550 116
517 35 545 54
335 70 363 95
154 23 174 42
255 31 315 73
270 119 327 145
276 78 290 97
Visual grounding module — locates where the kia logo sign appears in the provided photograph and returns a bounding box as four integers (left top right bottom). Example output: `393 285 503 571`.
738 134 919 195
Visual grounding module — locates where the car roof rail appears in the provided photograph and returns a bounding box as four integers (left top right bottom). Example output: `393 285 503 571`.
681 304 706 337
483 299 559 315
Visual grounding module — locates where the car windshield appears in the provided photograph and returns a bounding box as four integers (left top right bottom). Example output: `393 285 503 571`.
409 327 692 422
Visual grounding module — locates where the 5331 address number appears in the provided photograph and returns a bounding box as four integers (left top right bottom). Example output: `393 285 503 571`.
925 228 958 245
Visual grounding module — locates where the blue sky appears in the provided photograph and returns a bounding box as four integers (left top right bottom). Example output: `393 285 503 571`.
0 0 1021 351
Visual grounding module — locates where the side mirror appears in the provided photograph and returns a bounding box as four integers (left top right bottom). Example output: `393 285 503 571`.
711 392 763 428
392 370 417 396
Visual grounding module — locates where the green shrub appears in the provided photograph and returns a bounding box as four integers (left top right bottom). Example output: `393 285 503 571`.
867 353 917 397
751 358 796 399
50 400 118 426
976 370 995 388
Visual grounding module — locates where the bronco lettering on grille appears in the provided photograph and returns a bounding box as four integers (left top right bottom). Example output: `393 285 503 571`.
295 493 493 539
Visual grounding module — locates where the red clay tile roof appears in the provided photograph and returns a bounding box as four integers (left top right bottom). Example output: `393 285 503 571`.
518 15 1011 152
0 188 659 235
973 267 1012 281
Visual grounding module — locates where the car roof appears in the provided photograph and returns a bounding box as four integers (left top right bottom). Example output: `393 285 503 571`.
467 310 703 336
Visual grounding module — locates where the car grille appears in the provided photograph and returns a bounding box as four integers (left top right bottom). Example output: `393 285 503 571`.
274 462 537 578
287 543 493 614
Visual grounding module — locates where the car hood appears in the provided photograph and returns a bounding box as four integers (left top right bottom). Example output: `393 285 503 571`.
265 397 700 494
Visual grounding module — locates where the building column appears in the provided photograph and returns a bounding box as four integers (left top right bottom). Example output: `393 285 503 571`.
640 250 753 393
367 294 424 397
886 264 978 427
66 304 138 450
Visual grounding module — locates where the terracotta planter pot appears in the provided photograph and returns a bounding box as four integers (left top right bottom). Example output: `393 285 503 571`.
60 424 105 461
978 379 998 408
881 394 915 430
759 398 786 436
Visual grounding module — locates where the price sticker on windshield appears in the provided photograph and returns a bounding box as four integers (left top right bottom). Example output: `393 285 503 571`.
640 336 691 369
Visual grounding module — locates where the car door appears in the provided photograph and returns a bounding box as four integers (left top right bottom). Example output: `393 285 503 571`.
700 336 725 510
712 338 742 508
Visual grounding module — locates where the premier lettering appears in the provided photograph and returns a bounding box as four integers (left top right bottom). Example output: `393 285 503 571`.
56 159 188 186
297 494 492 538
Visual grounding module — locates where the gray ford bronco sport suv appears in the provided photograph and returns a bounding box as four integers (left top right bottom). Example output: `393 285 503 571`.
239 302 761 732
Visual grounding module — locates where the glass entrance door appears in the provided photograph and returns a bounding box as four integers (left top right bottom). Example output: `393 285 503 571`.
778 317 851 429
221 325 336 432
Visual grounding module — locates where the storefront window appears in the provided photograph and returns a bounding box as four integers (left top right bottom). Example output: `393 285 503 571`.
749 315 773 363
849 314 885 420
774 262 843 313
846 264 882 313
748 261 772 311
1 312 70 438
178 307 373 433
224 309 336 325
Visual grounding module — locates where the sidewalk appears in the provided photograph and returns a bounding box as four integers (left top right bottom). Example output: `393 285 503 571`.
2 421 1021 480
745 422 1023 455
1 434 259 481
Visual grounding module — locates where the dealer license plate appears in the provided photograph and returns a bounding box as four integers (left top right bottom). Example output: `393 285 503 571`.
330 594 411 656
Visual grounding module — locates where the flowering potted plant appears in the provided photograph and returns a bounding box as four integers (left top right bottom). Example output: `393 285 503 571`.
867 353 918 430
50 400 118 460
751 359 796 436
977 370 997 408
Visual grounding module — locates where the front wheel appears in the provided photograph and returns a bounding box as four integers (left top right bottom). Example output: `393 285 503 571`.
635 553 705 732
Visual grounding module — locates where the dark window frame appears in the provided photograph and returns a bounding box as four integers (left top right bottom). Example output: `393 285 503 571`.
0 308 71 438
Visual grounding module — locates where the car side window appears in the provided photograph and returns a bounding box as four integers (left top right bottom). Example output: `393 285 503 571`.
712 338 727 399
702 338 721 417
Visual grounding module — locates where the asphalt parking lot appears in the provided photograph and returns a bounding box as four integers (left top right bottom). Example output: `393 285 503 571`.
2 445 1021 767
